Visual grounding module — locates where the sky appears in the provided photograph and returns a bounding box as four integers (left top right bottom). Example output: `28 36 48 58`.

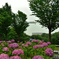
0 0 59 35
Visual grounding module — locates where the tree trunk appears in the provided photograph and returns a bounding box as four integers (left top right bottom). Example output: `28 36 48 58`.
6 34 7 41
49 28 51 42
18 35 20 41
0 34 2 41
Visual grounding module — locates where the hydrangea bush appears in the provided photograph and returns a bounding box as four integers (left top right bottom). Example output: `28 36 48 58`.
0 39 55 59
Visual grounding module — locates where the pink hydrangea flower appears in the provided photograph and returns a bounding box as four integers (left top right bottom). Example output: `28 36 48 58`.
26 41 32 45
38 45 44 48
32 55 44 59
47 42 51 45
32 39 39 42
33 45 39 49
42 43 48 47
39 41 44 44
2 44 4 47
10 56 22 59
17 41 19 43
0 41 3 43
12 49 24 55
7 41 11 44
20 41 23 43
0 53 9 59
45 48 53 57
9 43 19 48
22 44 28 47
2 47 9 51
11 39 15 42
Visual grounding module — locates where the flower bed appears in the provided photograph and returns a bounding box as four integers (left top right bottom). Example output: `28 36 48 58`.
0 39 55 59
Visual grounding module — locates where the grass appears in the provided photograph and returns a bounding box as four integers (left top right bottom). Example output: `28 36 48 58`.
54 47 59 51
53 45 59 55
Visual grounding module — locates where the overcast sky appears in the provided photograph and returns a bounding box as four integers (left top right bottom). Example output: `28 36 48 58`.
0 0 59 35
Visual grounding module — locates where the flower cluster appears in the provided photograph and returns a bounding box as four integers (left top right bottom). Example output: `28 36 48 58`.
22 44 28 47
32 55 44 59
42 43 48 47
33 45 44 49
10 56 22 59
11 39 15 42
47 42 51 45
0 41 3 43
2 44 4 47
9 43 19 48
26 41 32 45
2 47 9 52
39 41 44 44
7 41 11 44
12 49 24 55
33 45 39 49
0 53 9 59
32 39 39 42
45 48 53 57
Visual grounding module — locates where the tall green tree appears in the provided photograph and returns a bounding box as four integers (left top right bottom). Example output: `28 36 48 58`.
12 11 29 41
0 3 13 40
28 0 59 42
3 3 12 16
0 11 12 40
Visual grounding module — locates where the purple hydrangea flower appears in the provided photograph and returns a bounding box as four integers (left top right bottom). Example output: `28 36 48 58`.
22 44 28 47
26 41 32 45
32 55 44 59
0 53 9 59
32 39 39 42
9 43 19 48
10 56 22 59
33 45 39 49
42 43 48 47
2 47 9 51
11 39 15 42
2 44 4 47
20 41 23 43
39 41 44 44
47 42 51 45
38 45 44 48
45 48 53 57
7 41 11 44
0 41 3 43
12 49 24 55
17 41 19 43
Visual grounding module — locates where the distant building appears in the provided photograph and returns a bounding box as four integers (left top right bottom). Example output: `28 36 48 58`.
32 33 43 35
26 20 36 24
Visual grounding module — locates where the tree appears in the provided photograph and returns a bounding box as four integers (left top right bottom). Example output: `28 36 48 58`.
0 3 13 40
28 0 59 42
0 11 12 40
7 27 18 41
12 11 29 41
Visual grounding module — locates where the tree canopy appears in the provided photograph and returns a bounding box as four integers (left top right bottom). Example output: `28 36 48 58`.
28 0 59 42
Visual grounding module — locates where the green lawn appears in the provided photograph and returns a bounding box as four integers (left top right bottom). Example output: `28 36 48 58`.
54 47 59 51
53 45 59 55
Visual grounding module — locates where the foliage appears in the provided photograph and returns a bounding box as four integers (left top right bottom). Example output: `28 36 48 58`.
0 3 13 40
0 3 29 41
51 32 59 44
20 33 30 42
12 11 29 41
31 35 43 40
28 0 59 42
41 33 49 38
7 27 18 41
